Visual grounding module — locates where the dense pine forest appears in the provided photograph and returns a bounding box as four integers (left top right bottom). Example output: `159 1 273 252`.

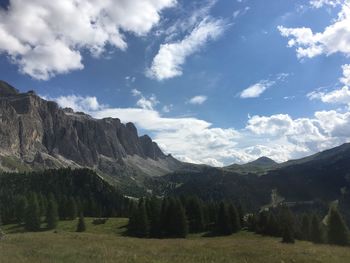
0 168 130 225
0 168 349 248
127 195 350 246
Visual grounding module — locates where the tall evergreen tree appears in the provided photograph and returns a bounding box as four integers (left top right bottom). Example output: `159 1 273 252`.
279 207 295 244
282 224 295 244
76 213 86 232
257 211 269 234
216 202 232 235
246 214 257 232
266 212 280 237
310 214 324 244
127 199 149 238
136 199 150 237
165 198 188 238
327 207 349 246
301 214 312 241
185 197 205 233
237 203 245 228
25 193 41 231
228 203 241 233
66 197 77 220
146 197 161 238
15 196 28 224
38 193 48 217
46 194 59 230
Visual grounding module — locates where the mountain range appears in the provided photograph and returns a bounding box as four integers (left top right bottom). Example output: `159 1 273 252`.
0 80 349 218
0 80 190 193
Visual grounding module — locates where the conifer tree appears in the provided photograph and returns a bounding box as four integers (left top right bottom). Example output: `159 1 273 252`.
301 214 312 241
38 193 48 217
282 224 295 244
25 193 41 231
66 197 77 220
279 207 295 244
15 196 27 224
135 199 150 237
216 202 232 235
186 197 205 233
246 214 257 232
311 214 324 244
237 203 245 228
228 203 241 233
165 198 188 238
46 194 59 230
266 212 280 237
257 211 269 234
146 197 161 238
160 198 170 237
327 207 349 246
76 213 86 232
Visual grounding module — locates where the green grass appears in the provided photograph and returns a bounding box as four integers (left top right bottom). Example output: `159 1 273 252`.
1 218 350 263
0 156 31 172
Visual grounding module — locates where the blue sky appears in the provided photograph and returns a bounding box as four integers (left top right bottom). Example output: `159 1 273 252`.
1 0 350 166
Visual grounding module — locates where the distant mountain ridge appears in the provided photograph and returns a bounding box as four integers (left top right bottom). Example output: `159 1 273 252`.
225 156 278 175
0 80 184 190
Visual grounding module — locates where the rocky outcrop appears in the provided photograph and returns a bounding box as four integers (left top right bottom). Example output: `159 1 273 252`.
0 80 181 178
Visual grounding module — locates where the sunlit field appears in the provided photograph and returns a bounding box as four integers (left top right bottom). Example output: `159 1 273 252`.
1 218 350 263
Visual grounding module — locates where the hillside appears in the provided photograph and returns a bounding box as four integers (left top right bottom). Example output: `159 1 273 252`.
225 156 278 175
150 143 350 219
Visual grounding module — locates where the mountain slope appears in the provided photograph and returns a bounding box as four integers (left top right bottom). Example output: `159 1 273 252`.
150 143 350 215
0 80 184 188
225 156 278 175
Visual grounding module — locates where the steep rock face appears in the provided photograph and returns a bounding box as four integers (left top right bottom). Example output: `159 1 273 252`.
0 80 180 177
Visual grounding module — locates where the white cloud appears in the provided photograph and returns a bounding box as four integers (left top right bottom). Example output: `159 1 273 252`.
130 89 159 110
148 17 226 80
341 64 350 86
42 90 350 166
310 0 342 8
308 64 350 105
188 95 208 105
0 0 176 80
136 95 159 110
240 81 273 98
239 73 289 99
131 89 142 97
52 95 105 112
308 86 350 104
278 1 350 58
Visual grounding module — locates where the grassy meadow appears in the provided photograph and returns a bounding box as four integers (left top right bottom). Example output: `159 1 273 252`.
1 218 350 263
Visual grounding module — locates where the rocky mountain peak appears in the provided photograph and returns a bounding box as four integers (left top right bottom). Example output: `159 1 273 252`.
0 80 19 97
0 81 181 178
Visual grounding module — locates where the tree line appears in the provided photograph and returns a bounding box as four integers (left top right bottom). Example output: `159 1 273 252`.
127 196 244 238
0 168 130 225
246 206 350 246
128 196 349 246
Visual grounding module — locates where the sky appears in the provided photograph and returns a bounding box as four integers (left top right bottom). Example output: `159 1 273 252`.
1 0 350 166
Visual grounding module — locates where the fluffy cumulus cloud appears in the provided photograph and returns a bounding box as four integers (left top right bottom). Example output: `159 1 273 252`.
0 0 176 80
188 95 207 105
131 89 159 110
308 64 350 105
148 17 226 80
278 1 350 58
49 95 104 112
